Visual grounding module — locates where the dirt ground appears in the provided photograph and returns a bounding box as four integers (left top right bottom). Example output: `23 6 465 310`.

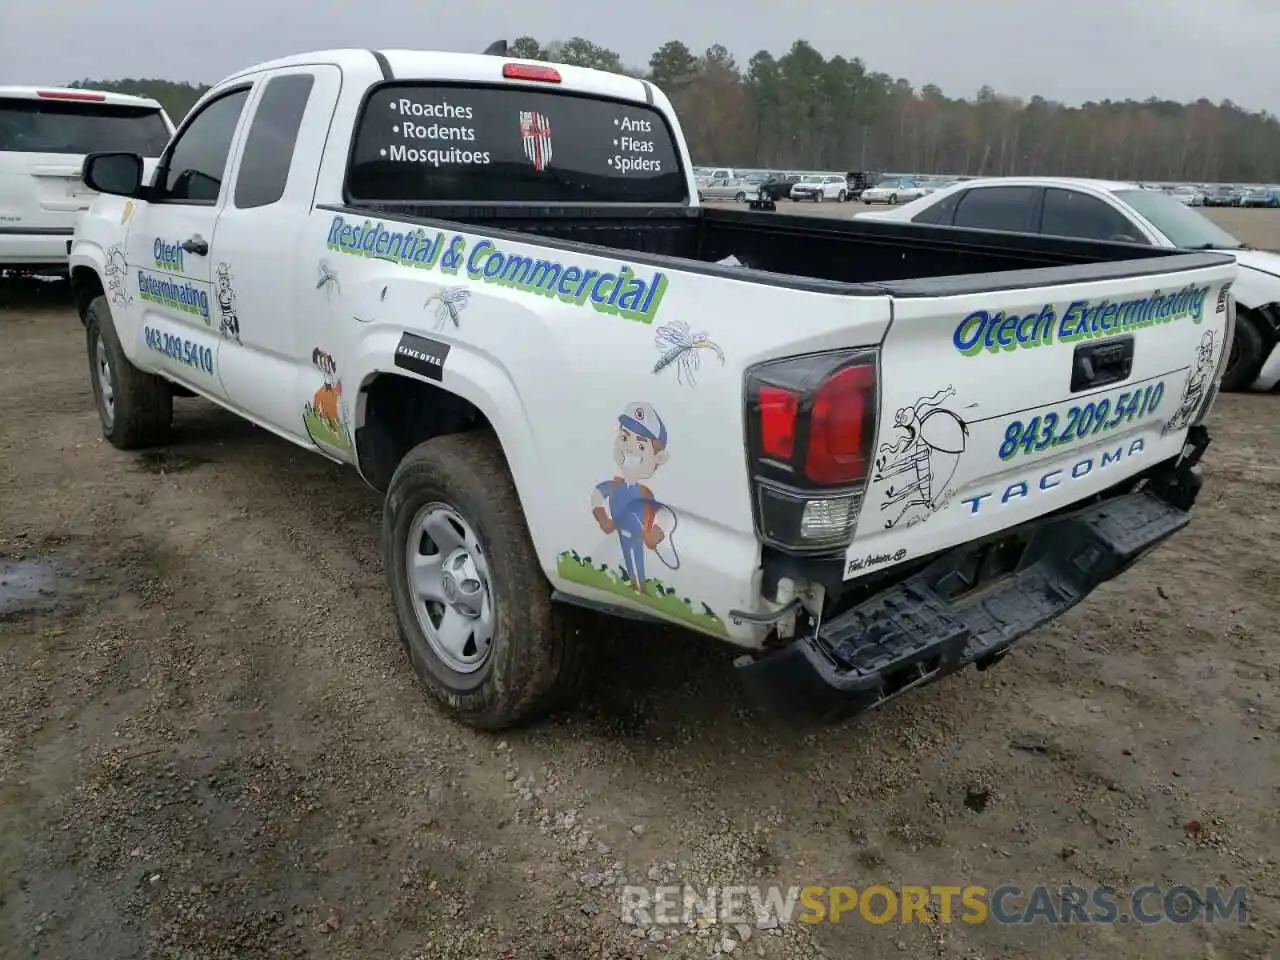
718 199 1280 251
1 265 1278 960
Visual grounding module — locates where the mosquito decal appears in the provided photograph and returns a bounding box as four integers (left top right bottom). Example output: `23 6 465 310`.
425 287 471 330
872 385 970 530
651 321 725 386
316 259 340 298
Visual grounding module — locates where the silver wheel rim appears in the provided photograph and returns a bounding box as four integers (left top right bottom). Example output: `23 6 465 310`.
95 333 115 428
405 502 494 674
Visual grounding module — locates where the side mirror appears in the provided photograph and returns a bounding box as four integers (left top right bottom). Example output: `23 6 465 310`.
82 152 144 197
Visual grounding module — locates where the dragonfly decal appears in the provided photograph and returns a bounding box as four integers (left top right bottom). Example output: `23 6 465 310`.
425 287 471 330
316 259 340 298
652 321 725 386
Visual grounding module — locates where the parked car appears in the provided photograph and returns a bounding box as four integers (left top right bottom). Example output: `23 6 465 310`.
1169 186 1204 206
860 178 918 204
1203 185 1236 207
699 177 755 202
1239 186 1278 208
789 174 848 203
70 51 1236 730
0 86 173 276
856 176 1279 391
757 173 801 202
843 171 877 201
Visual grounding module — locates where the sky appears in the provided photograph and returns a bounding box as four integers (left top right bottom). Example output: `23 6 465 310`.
2 0 1278 113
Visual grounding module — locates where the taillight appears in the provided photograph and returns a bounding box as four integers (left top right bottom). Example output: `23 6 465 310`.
758 386 799 460
37 89 106 101
805 364 875 484
502 63 561 83
745 349 878 553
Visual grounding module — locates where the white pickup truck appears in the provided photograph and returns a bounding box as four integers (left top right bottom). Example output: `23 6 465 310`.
69 49 1237 729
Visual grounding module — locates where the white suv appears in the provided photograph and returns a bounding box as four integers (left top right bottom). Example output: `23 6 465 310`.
1 86 173 275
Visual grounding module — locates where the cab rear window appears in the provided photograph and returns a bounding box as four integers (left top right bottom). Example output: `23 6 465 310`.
0 98 170 155
346 83 687 204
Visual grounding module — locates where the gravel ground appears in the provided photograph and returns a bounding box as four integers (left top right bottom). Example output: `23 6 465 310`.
0 274 1277 960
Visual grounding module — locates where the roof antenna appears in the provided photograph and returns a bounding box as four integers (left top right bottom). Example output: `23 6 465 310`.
483 40 508 56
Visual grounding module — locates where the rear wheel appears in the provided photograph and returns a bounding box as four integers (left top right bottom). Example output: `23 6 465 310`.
1220 309 1266 392
383 431 584 729
85 295 173 449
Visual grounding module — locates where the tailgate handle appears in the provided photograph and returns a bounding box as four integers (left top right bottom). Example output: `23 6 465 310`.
1071 336 1133 392
181 235 209 256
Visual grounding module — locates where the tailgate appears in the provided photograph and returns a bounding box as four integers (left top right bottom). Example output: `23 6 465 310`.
848 257 1235 578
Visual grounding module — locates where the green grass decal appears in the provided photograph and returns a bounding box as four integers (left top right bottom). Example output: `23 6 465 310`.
556 550 727 638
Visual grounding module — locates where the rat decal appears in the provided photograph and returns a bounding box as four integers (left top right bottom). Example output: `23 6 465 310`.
104 244 131 307
1163 330 1217 436
214 262 241 344
872 386 970 529
652 321 724 386
556 403 726 637
302 348 352 456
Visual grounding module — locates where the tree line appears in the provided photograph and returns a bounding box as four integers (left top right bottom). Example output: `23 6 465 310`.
73 36 1280 183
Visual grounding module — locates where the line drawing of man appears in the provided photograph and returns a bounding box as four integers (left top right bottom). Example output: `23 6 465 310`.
591 403 677 593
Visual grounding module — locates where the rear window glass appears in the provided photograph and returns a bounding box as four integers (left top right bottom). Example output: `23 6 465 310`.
0 98 170 155
347 83 687 203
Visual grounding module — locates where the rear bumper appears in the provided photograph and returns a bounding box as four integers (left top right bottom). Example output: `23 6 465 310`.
737 427 1210 722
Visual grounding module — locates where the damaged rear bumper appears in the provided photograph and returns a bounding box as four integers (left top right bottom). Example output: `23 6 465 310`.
736 427 1210 722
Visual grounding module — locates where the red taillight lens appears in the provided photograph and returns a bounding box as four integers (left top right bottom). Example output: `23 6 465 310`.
805 363 876 484
502 63 562 83
38 89 106 101
758 385 800 460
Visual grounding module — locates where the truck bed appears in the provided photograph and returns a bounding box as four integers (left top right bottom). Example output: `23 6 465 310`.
333 201 1206 292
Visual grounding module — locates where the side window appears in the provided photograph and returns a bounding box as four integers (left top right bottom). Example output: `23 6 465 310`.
1041 188 1148 243
156 88 251 204
913 191 961 226
234 74 316 209
951 186 1036 232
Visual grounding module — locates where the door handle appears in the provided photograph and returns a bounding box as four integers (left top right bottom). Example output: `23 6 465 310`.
181 235 209 256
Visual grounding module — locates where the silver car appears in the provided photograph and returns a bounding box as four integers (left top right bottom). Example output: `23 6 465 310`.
698 177 756 202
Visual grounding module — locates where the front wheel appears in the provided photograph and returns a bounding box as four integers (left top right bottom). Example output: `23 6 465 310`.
815 192 824 203
837 190 847 202
383 432 584 730
889 194 898 204
735 191 746 202
85 295 173 449
1220 309 1266 392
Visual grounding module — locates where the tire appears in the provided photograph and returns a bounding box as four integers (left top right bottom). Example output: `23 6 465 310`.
734 192 745 202
383 431 584 730
85 295 173 449
837 190 847 202
889 194 898 204
1220 309 1266 392
815 192 824 203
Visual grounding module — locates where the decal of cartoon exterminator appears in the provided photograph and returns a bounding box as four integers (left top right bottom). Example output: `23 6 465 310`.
591 403 680 593
1163 330 1216 436
873 385 969 529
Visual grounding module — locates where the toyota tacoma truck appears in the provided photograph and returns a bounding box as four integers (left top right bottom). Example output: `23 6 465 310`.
68 49 1238 730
